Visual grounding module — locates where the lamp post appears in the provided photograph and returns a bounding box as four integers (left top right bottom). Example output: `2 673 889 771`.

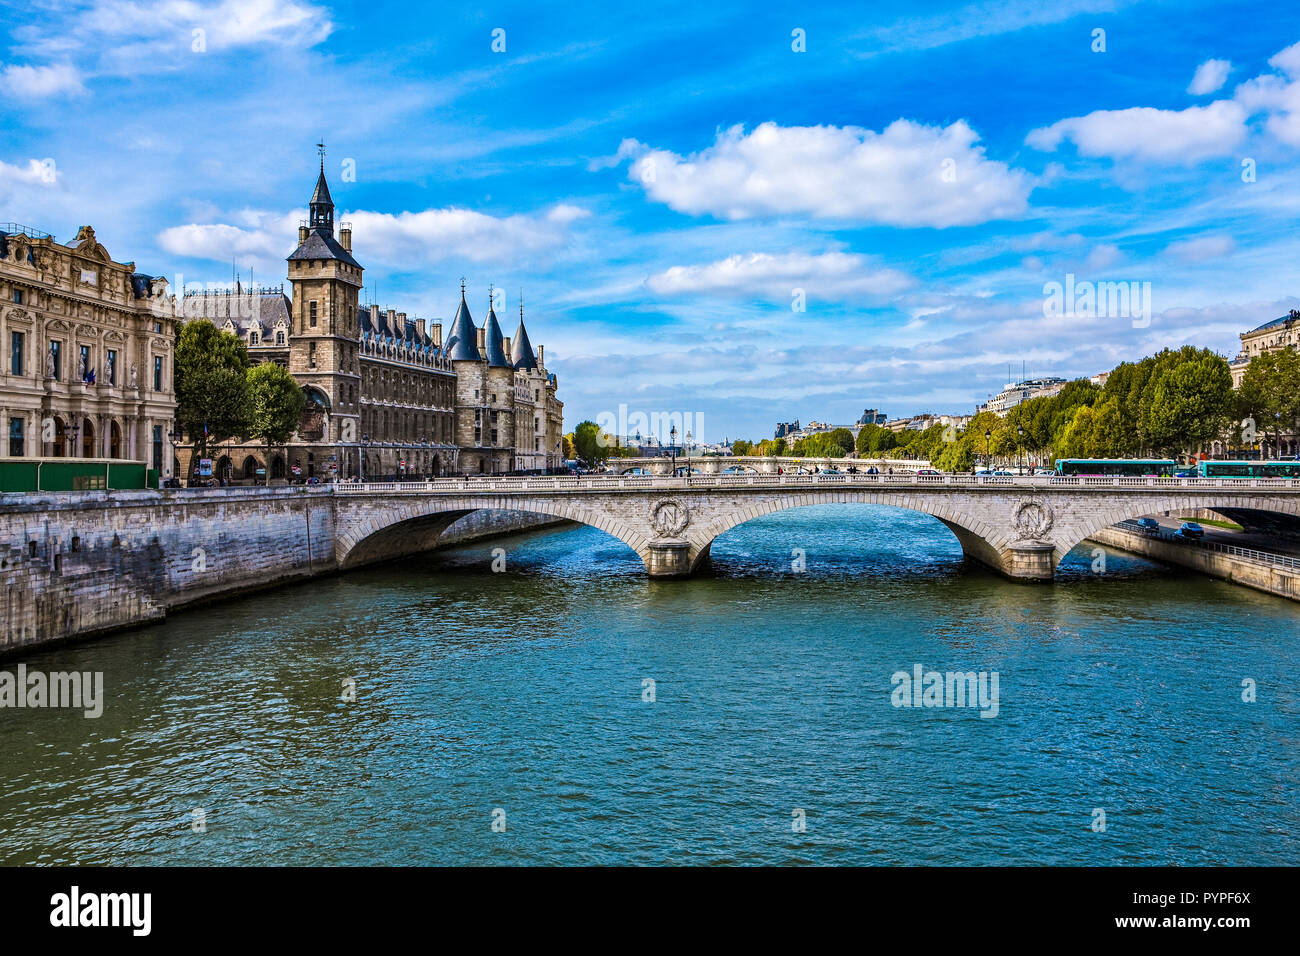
670 424 678 476
685 430 693 479
1017 425 1025 475
360 434 370 483
69 421 80 459
984 429 991 471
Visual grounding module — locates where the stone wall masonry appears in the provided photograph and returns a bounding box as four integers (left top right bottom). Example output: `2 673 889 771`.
437 510 571 547
1089 525 1300 603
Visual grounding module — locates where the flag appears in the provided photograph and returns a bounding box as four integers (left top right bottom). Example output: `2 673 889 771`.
84 367 96 385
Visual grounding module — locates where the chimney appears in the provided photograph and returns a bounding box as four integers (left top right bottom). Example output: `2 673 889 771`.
476 327 486 350
340 226 352 252
414 318 426 337
503 336 512 358
537 345 544 367
387 309 397 328
431 322 442 348
397 312 407 326
298 225 309 242
370 304 380 323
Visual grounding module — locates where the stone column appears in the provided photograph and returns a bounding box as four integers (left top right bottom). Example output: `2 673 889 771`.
1005 541 1055 581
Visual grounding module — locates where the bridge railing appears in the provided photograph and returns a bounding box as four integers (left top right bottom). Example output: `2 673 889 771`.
1115 520 1300 570
331 473 1300 494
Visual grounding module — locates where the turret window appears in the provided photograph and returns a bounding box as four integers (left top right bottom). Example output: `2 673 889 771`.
309 301 318 327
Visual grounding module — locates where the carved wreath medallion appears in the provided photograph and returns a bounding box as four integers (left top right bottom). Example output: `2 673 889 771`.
1013 498 1054 540
650 498 690 537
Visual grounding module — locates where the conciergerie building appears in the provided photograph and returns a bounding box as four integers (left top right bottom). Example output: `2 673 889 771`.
176 159 565 481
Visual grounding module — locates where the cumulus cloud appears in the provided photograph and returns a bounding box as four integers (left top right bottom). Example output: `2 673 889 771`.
0 63 84 97
1235 40 1300 147
0 158 60 205
1026 100 1247 163
646 251 915 300
617 120 1034 227
1162 235 1235 262
1188 58 1231 95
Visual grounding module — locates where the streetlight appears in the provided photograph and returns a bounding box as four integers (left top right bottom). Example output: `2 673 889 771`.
685 430 693 480
69 421 80 459
360 433 370 483
670 424 678 476
1017 425 1025 475
984 429 991 471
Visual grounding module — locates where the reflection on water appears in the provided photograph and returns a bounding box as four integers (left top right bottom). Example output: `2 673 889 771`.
0 504 1295 865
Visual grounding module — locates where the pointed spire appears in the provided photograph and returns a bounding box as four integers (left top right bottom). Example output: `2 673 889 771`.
511 289 537 370
483 285 510 368
445 282 481 361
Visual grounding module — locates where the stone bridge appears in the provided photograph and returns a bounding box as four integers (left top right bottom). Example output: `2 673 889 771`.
334 473 1300 580
610 455 925 475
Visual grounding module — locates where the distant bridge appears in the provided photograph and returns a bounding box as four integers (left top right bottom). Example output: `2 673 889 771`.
609 455 926 475
333 472 1300 580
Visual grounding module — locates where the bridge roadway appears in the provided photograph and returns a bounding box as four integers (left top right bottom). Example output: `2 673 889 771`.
332 472 1300 580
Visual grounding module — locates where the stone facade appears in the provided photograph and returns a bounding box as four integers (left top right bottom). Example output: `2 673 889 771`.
176 164 563 481
0 223 177 469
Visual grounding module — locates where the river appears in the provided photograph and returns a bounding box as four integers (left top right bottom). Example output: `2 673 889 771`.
1 504 1295 865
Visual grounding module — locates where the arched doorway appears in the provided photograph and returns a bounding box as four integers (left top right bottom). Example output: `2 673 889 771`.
215 454 232 482
243 457 260 480
271 456 286 480
81 418 95 458
109 420 122 459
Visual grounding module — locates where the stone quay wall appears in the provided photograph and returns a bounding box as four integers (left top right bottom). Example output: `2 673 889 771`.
1089 525 1300 602
0 488 565 658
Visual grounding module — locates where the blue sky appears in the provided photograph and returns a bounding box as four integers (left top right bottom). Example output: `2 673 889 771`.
3 0 1300 441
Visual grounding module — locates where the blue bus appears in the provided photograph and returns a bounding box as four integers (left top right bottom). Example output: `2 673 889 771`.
1196 459 1300 479
1055 458 1176 477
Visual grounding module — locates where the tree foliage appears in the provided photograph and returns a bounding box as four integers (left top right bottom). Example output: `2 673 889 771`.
174 320 251 470
245 363 306 485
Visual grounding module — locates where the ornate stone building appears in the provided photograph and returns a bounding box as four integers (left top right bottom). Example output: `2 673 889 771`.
0 223 177 470
178 164 564 480
1224 309 1299 459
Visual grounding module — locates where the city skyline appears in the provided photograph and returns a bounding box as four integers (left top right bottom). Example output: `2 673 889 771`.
3 1 1300 439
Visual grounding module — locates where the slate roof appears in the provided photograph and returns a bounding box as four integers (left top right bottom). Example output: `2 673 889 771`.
483 305 510 367
510 318 537 370
310 168 333 208
287 229 361 268
1247 312 1299 334
445 293 482 362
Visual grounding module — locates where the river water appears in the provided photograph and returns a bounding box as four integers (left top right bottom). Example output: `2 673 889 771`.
1 504 1295 865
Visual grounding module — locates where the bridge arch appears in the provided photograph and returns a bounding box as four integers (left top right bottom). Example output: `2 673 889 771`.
1050 492 1300 565
335 495 652 570
678 490 1012 575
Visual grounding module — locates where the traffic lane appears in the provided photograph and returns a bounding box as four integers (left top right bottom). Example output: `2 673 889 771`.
1143 514 1300 558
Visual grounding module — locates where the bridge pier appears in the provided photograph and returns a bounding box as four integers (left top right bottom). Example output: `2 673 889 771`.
644 540 693 578
1005 541 1056 581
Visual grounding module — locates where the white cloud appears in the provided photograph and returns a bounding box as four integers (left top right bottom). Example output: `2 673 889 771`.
13 0 334 82
1085 243 1122 270
0 63 85 97
1188 58 1231 95
1235 40 1300 147
157 203 591 273
1163 235 1235 262
619 120 1034 227
646 251 914 299
0 158 60 206
1026 100 1247 163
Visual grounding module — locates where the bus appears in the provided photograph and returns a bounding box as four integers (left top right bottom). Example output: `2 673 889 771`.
0 458 158 493
1054 458 1176 477
1196 459 1300 479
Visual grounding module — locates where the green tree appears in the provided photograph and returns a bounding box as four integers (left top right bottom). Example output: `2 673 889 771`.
174 320 251 475
1237 347 1300 456
245 363 305 486
1141 352 1233 457
572 420 610 468
731 439 754 456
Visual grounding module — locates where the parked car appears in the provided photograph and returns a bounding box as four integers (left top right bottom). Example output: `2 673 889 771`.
1032 467 1055 476
821 468 842 475
1135 517 1160 534
990 469 1015 476
1173 469 1197 478
916 468 942 476
1178 521 1205 539
974 468 992 476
